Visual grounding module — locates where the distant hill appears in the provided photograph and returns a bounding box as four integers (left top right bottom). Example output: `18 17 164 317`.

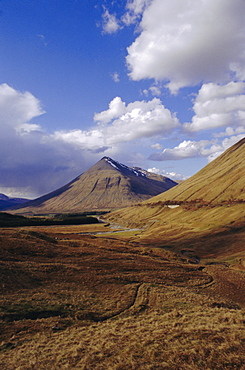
14 157 177 214
0 193 30 211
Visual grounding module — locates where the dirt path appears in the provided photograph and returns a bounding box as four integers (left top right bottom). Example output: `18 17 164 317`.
95 283 151 322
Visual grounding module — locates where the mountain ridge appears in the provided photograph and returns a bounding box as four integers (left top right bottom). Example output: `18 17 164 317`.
0 193 30 211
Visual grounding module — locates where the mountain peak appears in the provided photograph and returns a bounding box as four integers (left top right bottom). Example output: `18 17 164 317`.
101 157 152 178
101 156 113 161
14 157 177 214
101 156 121 170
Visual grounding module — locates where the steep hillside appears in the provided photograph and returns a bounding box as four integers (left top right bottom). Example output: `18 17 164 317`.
14 157 177 214
104 138 245 249
149 137 245 203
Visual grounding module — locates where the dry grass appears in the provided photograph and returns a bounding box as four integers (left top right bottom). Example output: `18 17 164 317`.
143 137 245 203
1 286 245 369
0 225 245 369
2 316 245 369
104 204 245 257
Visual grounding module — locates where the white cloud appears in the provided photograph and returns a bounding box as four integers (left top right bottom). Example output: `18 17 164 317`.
100 1 151 33
126 0 151 15
2 83 243 199
93 97 126 124
214 126 245 138
126 0 245 93
149 134 245 162
52 129 105 149
205 134 245 161
102 8 120 34
58 98 180 147
0 84 180 197
184 82 245 132
0 83 45 127
149 140 208 161
147 167 187 181
93 97 180 144
122 0 151 26
141 85 161 97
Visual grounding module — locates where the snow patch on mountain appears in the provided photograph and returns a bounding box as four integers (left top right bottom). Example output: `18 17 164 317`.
103 157 148 178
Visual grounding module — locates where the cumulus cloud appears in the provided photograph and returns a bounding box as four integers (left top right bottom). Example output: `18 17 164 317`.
94 97 126 124
0 84 181 197
2 82 243 199
126 0 245 93
184 82 245 132
93 97 180 143
149 140 208 161
149 134 245 162
56 98 180 148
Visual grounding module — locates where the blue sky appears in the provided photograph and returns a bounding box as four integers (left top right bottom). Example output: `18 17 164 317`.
0 0 245 198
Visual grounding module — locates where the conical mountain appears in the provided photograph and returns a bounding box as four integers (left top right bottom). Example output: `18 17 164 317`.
15 157 177 214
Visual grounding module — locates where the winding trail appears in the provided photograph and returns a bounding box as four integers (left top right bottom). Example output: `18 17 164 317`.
92 283 151 323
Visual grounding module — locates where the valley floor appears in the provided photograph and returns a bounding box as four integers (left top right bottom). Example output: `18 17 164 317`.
0 224 245 369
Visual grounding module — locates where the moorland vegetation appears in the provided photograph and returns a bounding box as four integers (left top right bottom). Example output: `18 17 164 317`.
0 138 245 369
0 224 245 369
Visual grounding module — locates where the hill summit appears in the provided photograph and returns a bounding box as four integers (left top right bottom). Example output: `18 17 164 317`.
15 157 177 214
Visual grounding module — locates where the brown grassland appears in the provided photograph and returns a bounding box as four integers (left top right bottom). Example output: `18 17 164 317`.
0 208 245 370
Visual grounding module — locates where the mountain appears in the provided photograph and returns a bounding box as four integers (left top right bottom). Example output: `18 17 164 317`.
104 138 245 251
148 137 245 203
0 193 30 211
14 157 177 214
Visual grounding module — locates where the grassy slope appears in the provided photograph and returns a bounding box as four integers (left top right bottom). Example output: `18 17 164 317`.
147 137 245 203
0 226 245 369
104 203 245 263
1 140 244 368
104 138 245 261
